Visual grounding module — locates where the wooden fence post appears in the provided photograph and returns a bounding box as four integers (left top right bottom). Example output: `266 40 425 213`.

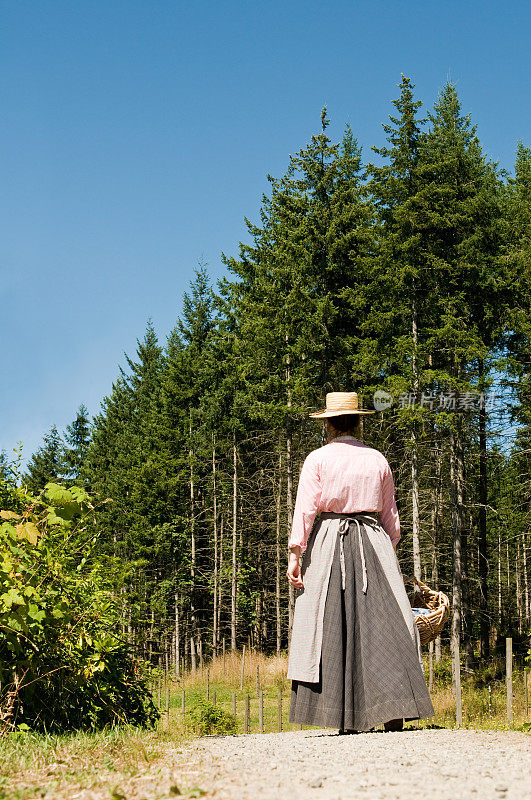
259 690 264 733
244 693 250 734
157 676 162 710
240 645 246 690
232 692 236 717
525 668 529 718
212 690 217 707
506 637 513 725
453 644 462 728
428 641 434 691
256 665 260 696
277 688 282 732
223 637 226 675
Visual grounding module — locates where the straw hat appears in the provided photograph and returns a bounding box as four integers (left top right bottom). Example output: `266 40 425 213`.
309 391 376 418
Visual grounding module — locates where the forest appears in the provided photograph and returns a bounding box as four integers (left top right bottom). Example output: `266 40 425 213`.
3 76 531 716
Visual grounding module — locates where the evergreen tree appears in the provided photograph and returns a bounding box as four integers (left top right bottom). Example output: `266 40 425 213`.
365 74 430 589
84 321 168 660
0 451 9 482
501 142 531 636
161 266 220 665
414 82 507 660
25 425 65 492
63 404 91 485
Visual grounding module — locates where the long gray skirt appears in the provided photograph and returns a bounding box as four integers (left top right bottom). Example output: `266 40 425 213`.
289 518 435 731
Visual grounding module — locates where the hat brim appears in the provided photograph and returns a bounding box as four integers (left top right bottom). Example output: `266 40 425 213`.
309 409 376 418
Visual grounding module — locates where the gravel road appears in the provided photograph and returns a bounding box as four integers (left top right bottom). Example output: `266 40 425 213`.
187 727 530 800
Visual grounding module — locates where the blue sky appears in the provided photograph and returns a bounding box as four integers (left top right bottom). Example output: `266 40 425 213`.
2 0 529 465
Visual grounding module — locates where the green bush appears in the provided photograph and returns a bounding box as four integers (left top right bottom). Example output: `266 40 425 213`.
432 656 452 687
185 700 237 736
0 480 159 732
471 657 506 688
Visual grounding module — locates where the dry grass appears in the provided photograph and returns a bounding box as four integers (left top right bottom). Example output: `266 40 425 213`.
180 649 287 691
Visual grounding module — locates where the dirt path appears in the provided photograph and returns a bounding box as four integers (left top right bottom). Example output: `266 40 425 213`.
186 728 530 800
20 727 529 800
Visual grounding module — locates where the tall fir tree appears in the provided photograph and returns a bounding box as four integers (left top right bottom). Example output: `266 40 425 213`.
366 74 430 588
25 424 65 492
414 82 507 661
63 404 91 485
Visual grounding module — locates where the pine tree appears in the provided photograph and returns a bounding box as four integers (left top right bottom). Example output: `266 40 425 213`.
414 82 506 661
366 74 430 586
25 425 65 492
501 142 531 635
0 451 9 482
63 404 91 485
161 266 220 664
84 321 168 661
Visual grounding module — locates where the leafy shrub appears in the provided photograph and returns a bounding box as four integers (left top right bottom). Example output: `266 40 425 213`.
471 657 506 688
432 656 452 687
0 480 159 732
185 700 237 736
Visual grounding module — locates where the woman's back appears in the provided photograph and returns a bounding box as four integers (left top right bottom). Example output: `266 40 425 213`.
288 434 400 553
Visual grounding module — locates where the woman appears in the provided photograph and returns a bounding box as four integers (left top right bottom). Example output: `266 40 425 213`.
286 392 434 733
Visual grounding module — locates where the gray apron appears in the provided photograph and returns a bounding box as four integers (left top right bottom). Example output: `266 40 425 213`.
287 511 421 683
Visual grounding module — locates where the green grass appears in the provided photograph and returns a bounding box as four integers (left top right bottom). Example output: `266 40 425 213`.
0 726 178 800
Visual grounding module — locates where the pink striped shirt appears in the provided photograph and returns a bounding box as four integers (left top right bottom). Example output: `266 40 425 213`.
288 435 401 553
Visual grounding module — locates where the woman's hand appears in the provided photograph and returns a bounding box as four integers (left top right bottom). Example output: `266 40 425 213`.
286 547 303 589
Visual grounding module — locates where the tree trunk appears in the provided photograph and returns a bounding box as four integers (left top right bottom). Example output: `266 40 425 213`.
462 511 475 670
411 296 421 581
212 440 218 653
450 423 465 659
435 439 443 662
231 435 238 651
523 531 530 622
148 608 155 662
276 452 283 654
182 612 189 672
431 442 442 662
285 336 296 638
498 529 503 629
506 540 510 596
516 539 522 634
175 592 180 678
287 430 295 637
218 515 223 644
411 435 421 581
189 416 198 672
478 359 489 659
256 543 262 650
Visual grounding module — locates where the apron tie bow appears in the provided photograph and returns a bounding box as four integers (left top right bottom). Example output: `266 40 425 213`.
338 514 380 594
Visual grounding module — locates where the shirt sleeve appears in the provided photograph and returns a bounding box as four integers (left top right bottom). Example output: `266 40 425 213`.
288 453 322 554
380 461 401 546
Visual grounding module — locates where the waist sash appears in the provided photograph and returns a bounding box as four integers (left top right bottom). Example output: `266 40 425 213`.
319 512 382 594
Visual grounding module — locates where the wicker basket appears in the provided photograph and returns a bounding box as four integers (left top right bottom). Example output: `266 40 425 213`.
406 577 450 646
